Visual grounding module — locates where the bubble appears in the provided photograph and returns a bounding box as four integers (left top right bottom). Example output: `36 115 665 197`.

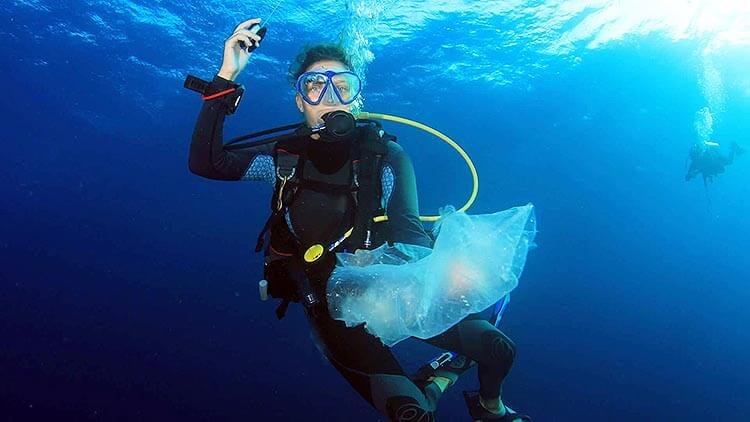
694 106 714 141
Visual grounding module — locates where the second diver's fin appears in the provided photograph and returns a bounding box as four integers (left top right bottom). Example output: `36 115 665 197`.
732 142 745 157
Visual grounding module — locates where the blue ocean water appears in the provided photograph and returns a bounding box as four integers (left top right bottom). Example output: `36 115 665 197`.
1 1 749 420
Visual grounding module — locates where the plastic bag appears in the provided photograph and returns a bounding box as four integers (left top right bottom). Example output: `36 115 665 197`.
327 204 536 346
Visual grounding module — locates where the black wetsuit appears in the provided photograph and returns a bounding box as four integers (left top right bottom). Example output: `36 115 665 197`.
685 143 742 182
189 75 517 420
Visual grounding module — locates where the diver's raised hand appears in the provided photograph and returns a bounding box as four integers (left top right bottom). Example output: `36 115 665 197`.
218 18 263 81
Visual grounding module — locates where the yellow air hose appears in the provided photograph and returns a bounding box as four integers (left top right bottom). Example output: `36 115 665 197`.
357 112 479 223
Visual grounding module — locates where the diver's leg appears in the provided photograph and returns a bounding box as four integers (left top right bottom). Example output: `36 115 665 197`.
306 309 440 421
424 319 517 415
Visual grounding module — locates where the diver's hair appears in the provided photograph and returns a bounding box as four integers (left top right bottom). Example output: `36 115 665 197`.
288 44 353 85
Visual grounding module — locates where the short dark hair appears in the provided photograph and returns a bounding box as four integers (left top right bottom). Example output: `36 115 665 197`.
288 44 352 85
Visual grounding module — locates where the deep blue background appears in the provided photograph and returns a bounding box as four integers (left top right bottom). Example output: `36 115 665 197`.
2 2 749 421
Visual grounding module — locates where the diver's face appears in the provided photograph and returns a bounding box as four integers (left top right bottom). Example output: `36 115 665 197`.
295 60 354 129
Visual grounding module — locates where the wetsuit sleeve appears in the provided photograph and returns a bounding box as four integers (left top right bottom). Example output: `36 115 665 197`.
188 75 274 181
384 142 432 248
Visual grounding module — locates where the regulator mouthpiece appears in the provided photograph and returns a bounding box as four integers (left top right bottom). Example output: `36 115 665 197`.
317 111 356 142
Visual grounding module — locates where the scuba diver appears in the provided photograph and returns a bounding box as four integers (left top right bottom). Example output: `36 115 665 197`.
186 18 531 421
685 140 744 183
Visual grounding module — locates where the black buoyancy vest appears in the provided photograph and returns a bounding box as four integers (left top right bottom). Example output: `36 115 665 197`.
255 124 395 318
257 124 394 256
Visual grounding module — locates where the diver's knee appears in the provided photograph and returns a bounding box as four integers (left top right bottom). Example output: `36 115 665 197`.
481 330 516 366
385 396 436 422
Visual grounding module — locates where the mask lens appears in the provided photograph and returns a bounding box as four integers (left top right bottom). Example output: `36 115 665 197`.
331 72 361 104
300 73 327 103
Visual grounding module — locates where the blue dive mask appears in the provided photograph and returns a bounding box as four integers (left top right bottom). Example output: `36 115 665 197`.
296 70 362 106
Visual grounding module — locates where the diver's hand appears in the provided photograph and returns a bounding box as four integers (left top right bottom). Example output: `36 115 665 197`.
217 18 263 81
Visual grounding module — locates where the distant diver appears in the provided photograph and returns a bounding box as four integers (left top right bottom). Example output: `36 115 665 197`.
184 17 532 422
685 140 744 184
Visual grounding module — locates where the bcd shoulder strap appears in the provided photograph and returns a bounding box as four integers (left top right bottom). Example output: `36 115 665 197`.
349 125 391 250
254 137 306 253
